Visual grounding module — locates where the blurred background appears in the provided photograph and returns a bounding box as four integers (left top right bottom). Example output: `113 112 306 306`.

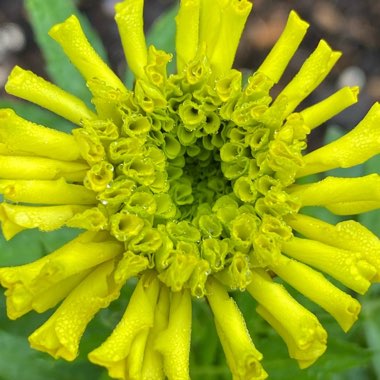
0 1 380 379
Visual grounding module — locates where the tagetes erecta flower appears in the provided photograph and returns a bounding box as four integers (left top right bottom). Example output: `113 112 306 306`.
0 0 379 378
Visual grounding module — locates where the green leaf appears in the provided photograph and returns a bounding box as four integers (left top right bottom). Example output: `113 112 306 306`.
24 0 108 105
0 328 102 380
361 285 380 379
0 330 58 380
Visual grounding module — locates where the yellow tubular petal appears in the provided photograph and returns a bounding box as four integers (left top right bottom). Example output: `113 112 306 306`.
289 174 380 207
299 86 359 130
86 78 126 123
65 206 108 231
0 203 90 239
282 237 376 294
326 200 380 215
30 270 91 314
5 66 97 125
35 234 124 285
199 0 223 62
154 289 192 380
206 277 268 380
297 102 380 177
72 128 106 165
208 0 253 76
214 320 244 379
125 329 151 380
270 256 361 332
274 40 341 117
49 15 127 94
0 231 103 289
115 0 147 79
157 252 198 292
0 109 81 161
0 216 23 240
0 155 88 181
88 273 160 379
175 0 200 72
0 231 124 318
286 214 380 281
0 178 96 205
113 251 150 285
83 160 114 192
258 10 309 84
247 269 327 369
29 259 121 361
3 270 90 320
141 285 170 380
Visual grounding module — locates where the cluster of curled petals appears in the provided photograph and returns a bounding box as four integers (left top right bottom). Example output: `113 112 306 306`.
0 0 380 379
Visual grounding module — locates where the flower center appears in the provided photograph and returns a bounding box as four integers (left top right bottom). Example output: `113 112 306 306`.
72 52 308 295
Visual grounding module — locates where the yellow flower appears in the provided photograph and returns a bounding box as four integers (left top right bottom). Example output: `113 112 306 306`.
0 0 379 378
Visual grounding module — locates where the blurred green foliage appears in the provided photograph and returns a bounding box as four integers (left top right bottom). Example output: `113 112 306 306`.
0 1 379 379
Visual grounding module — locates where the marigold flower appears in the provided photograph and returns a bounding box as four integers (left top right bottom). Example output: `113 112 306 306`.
0 0 379 379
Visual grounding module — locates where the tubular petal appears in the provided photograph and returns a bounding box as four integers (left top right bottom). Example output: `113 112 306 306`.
0 203 90 239
198 0 223 65
0 155 88 182
84 161 114 192
158 250 193 280
115 0 148 79
208 0 252 76
274 40 341 117
0 231 124 318
2 270 90 320
326 200 380 215
289 174 380 206
65 207 108 231
299 86 359 131
282 237 376 294
0 178 97 205
141 285 170 380
88 273 160 379
286 214 380 281
30 271 91 315
206 277 268 380
0 109 81 161
258 10 309 84
73 128 106 165
86 77 128 122
49 15 127 94
176 0 200 72
297 102 380 177
247 269 327 368
155 289 192 380
29 259 121 361
271 256 361 332
113 251 150 285
5 66 96 125
123 330 151 380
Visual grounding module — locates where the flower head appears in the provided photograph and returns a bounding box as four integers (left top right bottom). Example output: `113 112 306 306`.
1 0 380 379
